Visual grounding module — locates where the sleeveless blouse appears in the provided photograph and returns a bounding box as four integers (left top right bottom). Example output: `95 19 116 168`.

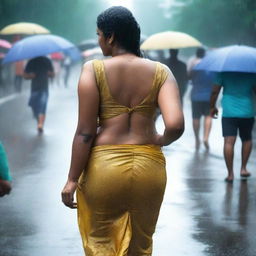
92 60 168 122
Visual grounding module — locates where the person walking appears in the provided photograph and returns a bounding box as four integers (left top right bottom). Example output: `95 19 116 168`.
63 56 71 87
210 72 256 182
188 48 215 150
164 49 188 105
14 61 24 93
61 6 184 256
24 56 54 133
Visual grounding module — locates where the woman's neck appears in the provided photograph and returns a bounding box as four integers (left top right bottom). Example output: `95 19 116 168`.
111 46 133 57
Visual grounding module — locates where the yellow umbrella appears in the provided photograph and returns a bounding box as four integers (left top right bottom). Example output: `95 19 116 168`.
0 22 50 35
140 31 202 50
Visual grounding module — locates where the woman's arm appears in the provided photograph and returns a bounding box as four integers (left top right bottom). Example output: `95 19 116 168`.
61 61 99 208
157 67 184 146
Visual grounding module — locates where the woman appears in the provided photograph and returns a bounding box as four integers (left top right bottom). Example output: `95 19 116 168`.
62 6 184 256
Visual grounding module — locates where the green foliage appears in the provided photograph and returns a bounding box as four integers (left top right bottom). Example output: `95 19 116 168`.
3 0 254 48
173 0 256 47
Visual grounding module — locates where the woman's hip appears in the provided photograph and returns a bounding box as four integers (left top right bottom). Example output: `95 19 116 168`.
78 144 166 207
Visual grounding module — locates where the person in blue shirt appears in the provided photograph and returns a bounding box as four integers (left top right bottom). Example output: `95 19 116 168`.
210 72 256 182
188 48 215 150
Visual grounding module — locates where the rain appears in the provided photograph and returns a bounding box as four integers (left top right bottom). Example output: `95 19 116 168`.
1 1 256 256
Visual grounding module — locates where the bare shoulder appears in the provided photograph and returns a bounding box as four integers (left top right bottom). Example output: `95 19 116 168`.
132 58 161 73
82 60 94 71
103 56 154 66
140 58 173 73
102 56 167 76
157 62 176 80
140 57 157 66
79 60 97 88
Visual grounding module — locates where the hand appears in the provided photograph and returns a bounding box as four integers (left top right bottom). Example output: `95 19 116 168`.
61 180 78 209
0 180 12 197
210 107 218 119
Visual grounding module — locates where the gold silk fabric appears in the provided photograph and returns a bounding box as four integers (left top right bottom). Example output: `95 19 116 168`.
92 60 168 121
77 144 166 256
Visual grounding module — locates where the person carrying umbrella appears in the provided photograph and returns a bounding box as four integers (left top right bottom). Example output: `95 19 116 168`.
210 72 256 182
195 45 256 182
24 56 54 133
188 48 216 150
164 49 188 105
3 34 80 133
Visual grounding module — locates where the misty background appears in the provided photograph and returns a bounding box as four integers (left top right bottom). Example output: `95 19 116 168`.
1 0 255 47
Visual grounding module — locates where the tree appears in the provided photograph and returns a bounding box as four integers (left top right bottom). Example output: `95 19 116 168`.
0 0 106 43
173 0 256 47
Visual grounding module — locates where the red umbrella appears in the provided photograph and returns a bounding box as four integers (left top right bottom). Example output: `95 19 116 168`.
50 52 64 60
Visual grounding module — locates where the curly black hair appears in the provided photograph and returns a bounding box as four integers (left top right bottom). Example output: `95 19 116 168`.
97 6 142 57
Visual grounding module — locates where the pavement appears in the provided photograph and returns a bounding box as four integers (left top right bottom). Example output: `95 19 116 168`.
0 68 256 256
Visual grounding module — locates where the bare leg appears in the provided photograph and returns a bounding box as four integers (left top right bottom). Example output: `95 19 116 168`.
37 114 46 133
193 118 200 150
203 115 212 150
240 140 252 177
224 136 236 181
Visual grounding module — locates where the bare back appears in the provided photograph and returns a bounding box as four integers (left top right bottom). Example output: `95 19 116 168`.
94 55 163 145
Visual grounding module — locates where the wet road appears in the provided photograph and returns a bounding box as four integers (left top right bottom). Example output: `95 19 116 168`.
0 70 256 256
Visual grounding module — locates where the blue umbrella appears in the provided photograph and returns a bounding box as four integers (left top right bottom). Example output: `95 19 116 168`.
3 34 81 64
194 45 256 73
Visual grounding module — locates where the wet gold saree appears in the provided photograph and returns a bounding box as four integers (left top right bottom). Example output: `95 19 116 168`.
77 144 166 256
